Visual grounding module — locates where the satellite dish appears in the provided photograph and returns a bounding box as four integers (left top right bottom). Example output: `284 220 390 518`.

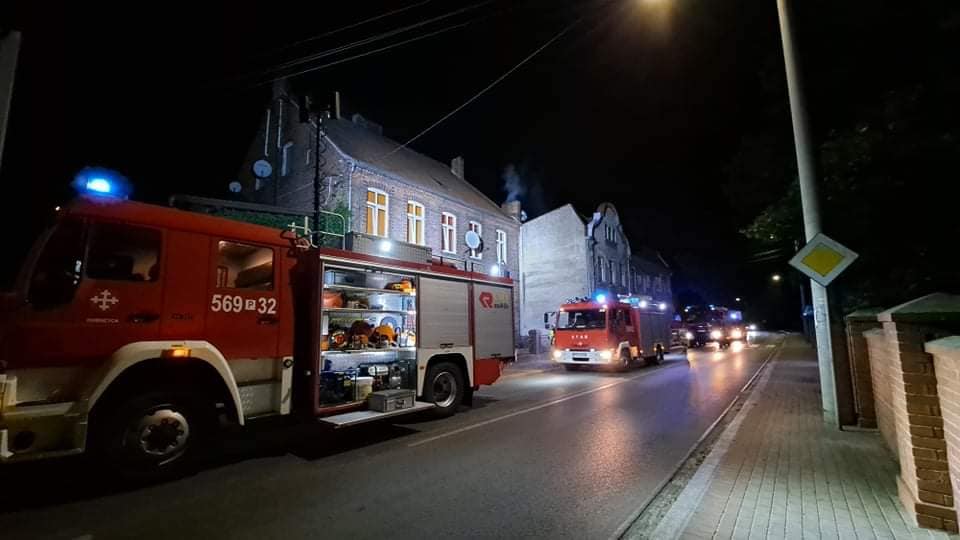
228 181 242 193
253 159 273 178
465 230 482 250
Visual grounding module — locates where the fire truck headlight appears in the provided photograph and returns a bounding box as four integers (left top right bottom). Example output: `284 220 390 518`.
600 349 614 361
552 349 563 360
685 332 694 340
710 330 723 340
639 300 648 308
731 329 743 339
658 302 667 311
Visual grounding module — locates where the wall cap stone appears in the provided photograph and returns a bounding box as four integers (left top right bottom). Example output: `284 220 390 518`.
926 336 960 359
877 293 960 324
846 307 885 322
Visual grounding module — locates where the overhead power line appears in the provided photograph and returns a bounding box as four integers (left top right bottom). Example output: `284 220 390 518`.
248 1 494 84
256 12 496 87
378 14 584 160
261 0 435 58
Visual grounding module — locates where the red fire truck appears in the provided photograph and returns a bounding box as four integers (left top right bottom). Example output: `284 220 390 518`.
551 295 672 371
0 194 514 477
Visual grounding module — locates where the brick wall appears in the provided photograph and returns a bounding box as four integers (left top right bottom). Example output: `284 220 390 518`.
864 307 959 532
928 337 960 529
865 328 899 458
846 312 882 428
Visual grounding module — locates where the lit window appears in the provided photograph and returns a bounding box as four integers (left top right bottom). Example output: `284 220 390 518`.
406 201 425 245
496 229 507 265
365 188 389 237
441 212 457 253
468 221 482 259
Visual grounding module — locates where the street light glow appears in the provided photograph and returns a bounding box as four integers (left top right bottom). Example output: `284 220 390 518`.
771 274 782 282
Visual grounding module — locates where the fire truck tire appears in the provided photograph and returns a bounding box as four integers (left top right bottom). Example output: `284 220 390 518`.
92 389 216 480
423 362 465 418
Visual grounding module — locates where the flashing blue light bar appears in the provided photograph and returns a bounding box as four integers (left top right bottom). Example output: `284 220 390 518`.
595 293 607 304
86 178 112 193
73 167 130 199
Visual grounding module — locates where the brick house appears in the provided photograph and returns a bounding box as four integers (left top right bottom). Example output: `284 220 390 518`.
237 88 522 335
519 202 671 336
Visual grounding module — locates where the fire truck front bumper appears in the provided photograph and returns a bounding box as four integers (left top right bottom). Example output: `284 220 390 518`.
0 376 86 463
552 348 617 365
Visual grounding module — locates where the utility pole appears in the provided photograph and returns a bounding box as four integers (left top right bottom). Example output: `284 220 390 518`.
0 30 22 175
777 0 839 427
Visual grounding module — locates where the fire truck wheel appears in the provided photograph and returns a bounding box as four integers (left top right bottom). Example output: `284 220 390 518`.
424 362 465 418
93 390 216 480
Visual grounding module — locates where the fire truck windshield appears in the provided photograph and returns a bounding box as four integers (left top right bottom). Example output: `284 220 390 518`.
557 309 606 330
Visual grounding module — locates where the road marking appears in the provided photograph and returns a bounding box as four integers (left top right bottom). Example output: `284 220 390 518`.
408 370 656 448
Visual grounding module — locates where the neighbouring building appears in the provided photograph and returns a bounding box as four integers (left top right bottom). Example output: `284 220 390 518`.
236 86 522 335
519 202 671 336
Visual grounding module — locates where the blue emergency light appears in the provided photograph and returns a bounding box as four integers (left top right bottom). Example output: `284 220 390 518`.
73 167 130 199
595 293 607 304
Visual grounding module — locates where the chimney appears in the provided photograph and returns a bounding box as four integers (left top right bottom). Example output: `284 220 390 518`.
451 156 465 179
501 200 522 221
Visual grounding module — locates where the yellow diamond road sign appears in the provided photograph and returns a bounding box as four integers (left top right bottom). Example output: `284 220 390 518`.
789 233 858 286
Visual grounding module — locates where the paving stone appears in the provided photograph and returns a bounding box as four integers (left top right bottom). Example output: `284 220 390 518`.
668 337 960 540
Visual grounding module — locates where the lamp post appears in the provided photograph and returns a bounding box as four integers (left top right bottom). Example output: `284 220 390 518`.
776 0 838 427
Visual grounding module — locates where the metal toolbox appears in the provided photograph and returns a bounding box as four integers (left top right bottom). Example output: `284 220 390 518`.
368 389 416 412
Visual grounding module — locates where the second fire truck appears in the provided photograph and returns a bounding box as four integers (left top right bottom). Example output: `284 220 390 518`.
551 295 672 370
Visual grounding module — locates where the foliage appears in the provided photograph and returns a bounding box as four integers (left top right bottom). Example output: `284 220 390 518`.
737 83 960 311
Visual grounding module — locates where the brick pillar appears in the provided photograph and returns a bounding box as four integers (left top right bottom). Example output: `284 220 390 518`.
877 293 960 532
846 309 882 428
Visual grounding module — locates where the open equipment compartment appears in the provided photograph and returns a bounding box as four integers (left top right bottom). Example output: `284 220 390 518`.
316 263 419 414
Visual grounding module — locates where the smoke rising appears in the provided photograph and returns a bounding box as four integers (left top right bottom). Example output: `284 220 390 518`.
502 164 526 203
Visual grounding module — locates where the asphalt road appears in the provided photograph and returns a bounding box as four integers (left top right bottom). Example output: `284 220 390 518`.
0 334 781 540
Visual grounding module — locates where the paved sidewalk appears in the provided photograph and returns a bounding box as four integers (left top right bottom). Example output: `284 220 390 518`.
643 336 955 540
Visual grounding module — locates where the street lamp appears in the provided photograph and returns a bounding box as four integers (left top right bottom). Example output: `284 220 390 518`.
771 274 782 283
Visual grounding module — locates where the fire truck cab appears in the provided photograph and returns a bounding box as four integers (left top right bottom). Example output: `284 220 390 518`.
680 305 745 349
0 194 514 476
551 295 672 371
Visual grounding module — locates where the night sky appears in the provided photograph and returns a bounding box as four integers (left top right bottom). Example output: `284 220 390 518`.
3 0 955 322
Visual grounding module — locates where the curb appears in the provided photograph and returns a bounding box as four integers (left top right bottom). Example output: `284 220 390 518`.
610 336 786 540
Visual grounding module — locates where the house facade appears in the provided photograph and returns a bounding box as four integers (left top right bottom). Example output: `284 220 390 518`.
519 202 671 336
237 88 522 335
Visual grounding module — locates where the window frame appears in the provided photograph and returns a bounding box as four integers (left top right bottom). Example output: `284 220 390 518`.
365 188 389 238
406 200 425 246
468 221 482 259
85 222 162 283
215 240 276 291
441 212 457 254
598 256 606 283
